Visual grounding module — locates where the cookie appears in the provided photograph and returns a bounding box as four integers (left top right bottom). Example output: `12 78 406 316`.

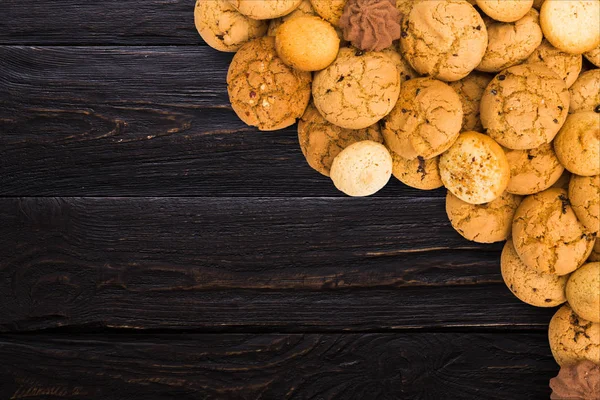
395 0 423 20
310 0 346 26
228 0 303 19
386 46 420 83
194 0 268 52
392 153 443 190
540 0 600 55
501 239 569 307
449 71 493 132
548 304 600 366
227 37 311 131
298 103 383 176
512 188 595 275
268 0 315 37
569 69 600 114
400 0 488 82
569 174 600 234
566 262 600 323
480 64 570 150
439 131 510 204
446 191 522 243
382 77 463 160
330 140 393 196
476 0 533 23
476 9 542 73
312 47 401 130
505 142 565 196
585 44 600 68
554 111 600 176
526 39 583 88
589 238 600 262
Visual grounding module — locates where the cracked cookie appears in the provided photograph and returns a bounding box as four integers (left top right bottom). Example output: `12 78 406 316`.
330 140 393 196
505 142 565 196
501 239 569 307
480 63 570 150
383 77 462 160
449 71 493 132
386 46 420 83
554 111 600 176
312 47 401 129
392 152 443 190
569 69 600 114
585 44 600 68
310 0 346 26
227 36 311 131
228 0 303 19
476 0 533 23
548 304 600 366
526 39 583 88
512 188 595 275
440 131 510 204
268 0 315 37
540 0 600 55
400 0 488 82
298 102 383 176
446 191 522 243
569 174 600 234
567 262 600 323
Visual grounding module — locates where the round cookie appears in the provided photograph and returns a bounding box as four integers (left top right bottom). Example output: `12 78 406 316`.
310 0 346 26
569 69 600 114
554 111 600 176
476 0 533 23
569 174 600 233
512 188 595 275
194 0 268 52
227 37 311 131
400 0 488 82
526 39 583 88
392 153 443 190
540 0 600 55
382 77 463 160
566 262 600 323
330 140 393 196
505 142 565 195
548 304 600 366
228 0 303 19
585 44 600 68
388 45 420 83
501 239 569 307
439 131 510 205
297 103 383 176
480 64 570 150
268 0 315 37
449 72 493 132
476 9 543 73
312 47 401 130
446 191 522 243
589 238 600 262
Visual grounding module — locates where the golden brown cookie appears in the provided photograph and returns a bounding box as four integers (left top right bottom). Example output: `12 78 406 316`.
194 0 268 52
548 304 600 366
227 37 311 131
480 64 570 150
392 153 443 190
566 262 600 323
505 142 565 195
439 131 510 204
228 0 303 19
476 0 534 23
386 46 420 83
585 44 600 68
526 39 583 88
589 238 600 262
554 111 600 176
330 140 393 196
501 239 569 307
298 103 383 176
449 71 493 132
476 9 542 73
540 0 600 55
310 0 346 26
569 69 600 114
382 77 463 160
400 0 488 82
268 0 315 37
312 47 401 129
569 174 600 234
446 191 522 243
512 188 595 275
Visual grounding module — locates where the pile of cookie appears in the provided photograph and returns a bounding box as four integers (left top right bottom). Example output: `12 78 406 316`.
196 0 600 390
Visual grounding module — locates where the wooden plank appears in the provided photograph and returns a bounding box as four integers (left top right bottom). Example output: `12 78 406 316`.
0 333 556 399
0 0 203 45
0 45 440 197
0 197 556 332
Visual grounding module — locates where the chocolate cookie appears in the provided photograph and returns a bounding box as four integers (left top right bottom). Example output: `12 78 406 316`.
548 304 600 366
554 111 600 176
569 69 600 114
228 0 303 19
569 174 600 234
392 153 443 190
505 142 565 195
526 39 583 88
566 262 600 323
476 0 533 23
449 71 493 132
540 0 600 55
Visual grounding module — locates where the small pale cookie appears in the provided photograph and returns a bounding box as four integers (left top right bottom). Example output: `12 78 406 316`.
569 174 600 233
589 238 600 262
268 0 315 37
540 0 600 55
439 131 510 205
330 140 393 196
526 39 583 88
566 262 600 323
228 0 303 19
512 188 595 275
505 142 565 196
569 69 600 114
392 153 443 190
548 304 600 366
476 0 533 23
446 191 522 243
585 44 600 68
449 71 493 132
501 239 568 307
554 111 600 176
310 0 346 26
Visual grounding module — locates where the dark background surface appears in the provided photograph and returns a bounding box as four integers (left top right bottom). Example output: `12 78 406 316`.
0 1 558 398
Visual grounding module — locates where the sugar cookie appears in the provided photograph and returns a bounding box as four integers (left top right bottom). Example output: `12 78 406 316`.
449 72 493 132
228 0 303 19
526 39 583 88
569 174 600 234
554 111 600 176
505 142 565 195
540 0 600 55
392 153 443 190
476 0 534 23
548 304 600 366
566 262 600 323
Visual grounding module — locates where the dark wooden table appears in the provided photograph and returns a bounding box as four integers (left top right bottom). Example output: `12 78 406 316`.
0 1 559 398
